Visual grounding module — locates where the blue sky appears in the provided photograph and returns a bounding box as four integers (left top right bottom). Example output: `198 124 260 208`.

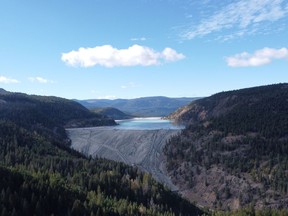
0 0 287 99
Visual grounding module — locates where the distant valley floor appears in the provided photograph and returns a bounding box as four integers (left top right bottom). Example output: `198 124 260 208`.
67 127 179 191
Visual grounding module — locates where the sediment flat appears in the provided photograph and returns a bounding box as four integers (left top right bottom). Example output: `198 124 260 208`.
67 127 179 190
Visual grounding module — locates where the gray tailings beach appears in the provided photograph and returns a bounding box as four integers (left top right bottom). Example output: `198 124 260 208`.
67 126 180 191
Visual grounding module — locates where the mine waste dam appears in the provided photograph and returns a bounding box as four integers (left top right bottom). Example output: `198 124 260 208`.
67 118 184 190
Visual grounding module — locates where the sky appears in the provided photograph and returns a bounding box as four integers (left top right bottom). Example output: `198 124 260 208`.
0 0 287 99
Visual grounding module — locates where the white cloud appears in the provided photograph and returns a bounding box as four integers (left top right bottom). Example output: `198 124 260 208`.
226 47 288 67
121 82 139 89
131 37 147 41
61 44 185 68
0 76 20 84
29 77 54 84
162 48 185 62
182 0 288 40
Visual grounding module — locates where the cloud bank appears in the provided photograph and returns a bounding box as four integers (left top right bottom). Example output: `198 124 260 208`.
226 47 288 67
0 76 20 84
182 0 288 40
61 45 185 68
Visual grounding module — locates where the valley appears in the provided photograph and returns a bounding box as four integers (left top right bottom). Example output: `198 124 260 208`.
0 89 202 216
68 84 288 212
3 0 288 214
1 84 288 215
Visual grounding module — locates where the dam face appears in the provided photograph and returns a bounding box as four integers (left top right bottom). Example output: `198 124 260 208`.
67 126 179 190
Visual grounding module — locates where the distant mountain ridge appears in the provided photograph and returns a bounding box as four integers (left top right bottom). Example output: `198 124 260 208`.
76 96 201 117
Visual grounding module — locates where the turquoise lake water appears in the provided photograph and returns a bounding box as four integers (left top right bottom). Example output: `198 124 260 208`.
115 117 184 130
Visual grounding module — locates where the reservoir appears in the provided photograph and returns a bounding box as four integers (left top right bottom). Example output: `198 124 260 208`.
115 117 184 130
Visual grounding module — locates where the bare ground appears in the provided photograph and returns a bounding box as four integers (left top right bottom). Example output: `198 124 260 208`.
66 127 180 190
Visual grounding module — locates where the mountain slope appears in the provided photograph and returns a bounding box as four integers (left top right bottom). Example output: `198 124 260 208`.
77 96 200 117
92 107 134 119
0 90 203 215
164 83 288 210
0 90 116 143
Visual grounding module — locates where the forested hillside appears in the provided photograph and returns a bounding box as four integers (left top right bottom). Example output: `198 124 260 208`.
0 89 115 142
0 89 203 216
164 84 288 211
92 107 134 120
